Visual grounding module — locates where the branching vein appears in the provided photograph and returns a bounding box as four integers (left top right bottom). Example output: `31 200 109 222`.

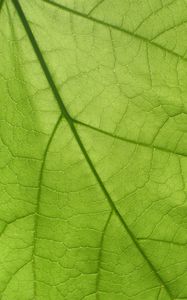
11 0 174 298
73 119 187 158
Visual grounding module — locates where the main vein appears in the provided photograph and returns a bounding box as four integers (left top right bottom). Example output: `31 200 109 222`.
0 0 5 12
12 0 173 298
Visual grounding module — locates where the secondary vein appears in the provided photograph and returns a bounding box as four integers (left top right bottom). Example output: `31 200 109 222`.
73 118 187 158
96 211 112 299
32 114 62 297
43 0 187 63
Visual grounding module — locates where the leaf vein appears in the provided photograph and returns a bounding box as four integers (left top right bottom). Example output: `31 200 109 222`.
0 0 5 12
12 1 174 298
43 0 187 63
32 115 62 296
73 118 187 158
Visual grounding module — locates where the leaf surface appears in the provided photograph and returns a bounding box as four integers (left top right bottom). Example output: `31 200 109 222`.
0 0 187 299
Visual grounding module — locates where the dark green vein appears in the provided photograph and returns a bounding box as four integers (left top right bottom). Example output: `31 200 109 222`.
0 0 5 12
43 0 187 63
12 0 173 298
13 1 72 124
0 260 32 295
96 211 112 299
137 238 187 247
87 0 105 16
32 114 62 297
0 213 35 239
73 119 187 158
157 286 162 300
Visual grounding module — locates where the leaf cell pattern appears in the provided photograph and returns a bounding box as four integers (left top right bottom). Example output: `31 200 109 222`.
0 0 187 299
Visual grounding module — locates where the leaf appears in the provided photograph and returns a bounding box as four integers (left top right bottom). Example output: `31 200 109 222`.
0 0 187 299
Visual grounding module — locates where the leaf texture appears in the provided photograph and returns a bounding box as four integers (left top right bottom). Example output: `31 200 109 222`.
1 0 187 299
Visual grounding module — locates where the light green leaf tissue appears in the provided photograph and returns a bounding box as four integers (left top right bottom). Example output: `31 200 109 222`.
0 0 187 299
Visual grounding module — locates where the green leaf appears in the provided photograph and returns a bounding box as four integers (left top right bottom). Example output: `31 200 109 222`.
1 0 187 299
